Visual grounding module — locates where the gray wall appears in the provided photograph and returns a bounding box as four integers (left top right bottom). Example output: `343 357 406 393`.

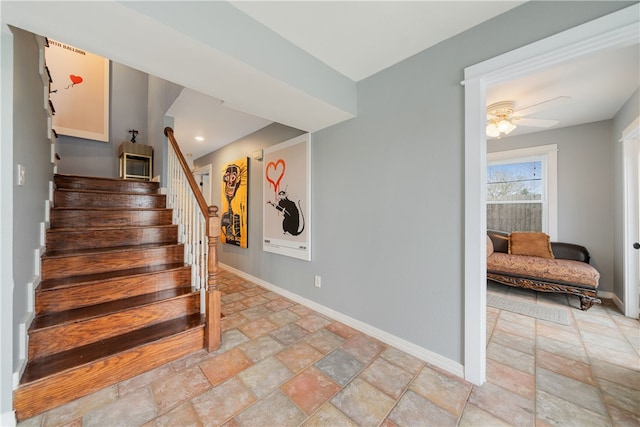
192 2 634 363
56 62 149 178
612 89 640 300
1 23 15 420
11 27 53 371
147 75 184 185
488 121 616 293
120 1 356 118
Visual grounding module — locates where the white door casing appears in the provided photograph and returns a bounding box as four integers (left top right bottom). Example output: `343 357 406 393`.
462 4 640 385
621 116 640 319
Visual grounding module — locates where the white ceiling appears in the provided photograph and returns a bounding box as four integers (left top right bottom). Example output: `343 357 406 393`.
170 1 638 158
3 1 637 160
166 89 272 159
487 43 640 138
170 1 525 160
230 1 524 82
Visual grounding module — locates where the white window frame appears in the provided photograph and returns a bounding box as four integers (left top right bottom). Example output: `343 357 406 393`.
487 144 558 240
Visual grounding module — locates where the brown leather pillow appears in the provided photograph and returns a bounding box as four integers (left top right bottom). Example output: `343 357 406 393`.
508 232 554 259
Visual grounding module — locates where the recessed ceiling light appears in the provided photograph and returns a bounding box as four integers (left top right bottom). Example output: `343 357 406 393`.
195 136 204 142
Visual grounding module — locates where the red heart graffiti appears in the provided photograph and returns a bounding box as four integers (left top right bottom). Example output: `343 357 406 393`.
69 74 83 85
265 159 285 193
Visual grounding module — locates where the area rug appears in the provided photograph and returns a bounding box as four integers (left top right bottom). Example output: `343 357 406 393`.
487 293 571 325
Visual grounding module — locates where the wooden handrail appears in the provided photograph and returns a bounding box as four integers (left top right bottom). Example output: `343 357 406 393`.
164 126 221 351
164 127 210 218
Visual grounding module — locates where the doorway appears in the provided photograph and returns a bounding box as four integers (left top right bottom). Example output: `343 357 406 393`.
193 164 213 206
462 5 639 385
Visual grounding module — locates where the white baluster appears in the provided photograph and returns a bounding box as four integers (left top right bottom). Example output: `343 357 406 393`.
166 141 212 305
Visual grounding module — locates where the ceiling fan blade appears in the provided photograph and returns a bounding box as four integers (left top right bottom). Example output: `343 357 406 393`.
514 96 571 117
515 117 559 128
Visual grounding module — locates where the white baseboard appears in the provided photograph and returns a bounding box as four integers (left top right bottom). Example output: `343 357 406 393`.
612 293 625 314
598 290 613 300
14 309 34 389
219 263 464 379
0 410 16 427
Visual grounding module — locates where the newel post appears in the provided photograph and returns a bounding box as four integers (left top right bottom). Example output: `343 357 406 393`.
205 205 221 352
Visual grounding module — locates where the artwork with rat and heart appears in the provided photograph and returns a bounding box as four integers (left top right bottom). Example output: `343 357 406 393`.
263 134 311 261
265 158 305 237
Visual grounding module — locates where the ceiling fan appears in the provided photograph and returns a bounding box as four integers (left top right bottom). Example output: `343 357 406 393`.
486 96 571 138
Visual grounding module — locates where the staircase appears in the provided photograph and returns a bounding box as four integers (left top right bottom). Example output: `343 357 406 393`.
13 174 206 421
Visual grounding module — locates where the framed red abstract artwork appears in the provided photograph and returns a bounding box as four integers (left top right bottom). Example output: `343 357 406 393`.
46 40 109 142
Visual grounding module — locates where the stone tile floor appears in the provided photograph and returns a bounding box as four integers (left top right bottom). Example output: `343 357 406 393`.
18 271 640 426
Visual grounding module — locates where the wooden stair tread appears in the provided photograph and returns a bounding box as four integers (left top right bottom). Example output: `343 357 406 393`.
31 287 196 330
38 263 188 291
55 174 157 184
51 207 170 212
55 174 158 188
43 242 182 258
55 188 164 197
47 224 177 233
54 190 166 209
20 313 204 384
49 208 173 229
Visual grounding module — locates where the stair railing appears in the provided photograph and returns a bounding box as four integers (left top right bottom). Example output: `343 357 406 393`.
164 127 221 351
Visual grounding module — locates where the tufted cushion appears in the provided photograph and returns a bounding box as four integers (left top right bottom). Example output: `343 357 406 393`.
509 232 554 259
487 252 599 288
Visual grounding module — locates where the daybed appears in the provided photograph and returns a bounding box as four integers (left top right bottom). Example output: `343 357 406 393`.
487 230 601 310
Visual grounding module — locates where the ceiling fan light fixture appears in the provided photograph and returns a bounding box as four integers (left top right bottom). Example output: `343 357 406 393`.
486 97 566 138
486 123 500 138
486 100 518 138
486 117 516 138
504 124 517 135
502 119 517 134
497 119 511 133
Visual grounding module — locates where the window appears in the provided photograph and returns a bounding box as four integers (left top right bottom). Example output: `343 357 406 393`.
487 144 557 239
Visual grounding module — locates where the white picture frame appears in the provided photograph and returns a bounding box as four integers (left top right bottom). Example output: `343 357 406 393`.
46 40 110 142
263 134 311 261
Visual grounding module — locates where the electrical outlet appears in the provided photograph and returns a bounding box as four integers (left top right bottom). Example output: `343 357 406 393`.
17 164 26 186
314 275 322 288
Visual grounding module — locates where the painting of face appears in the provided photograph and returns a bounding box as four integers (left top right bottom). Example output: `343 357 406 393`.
221 158 248 248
